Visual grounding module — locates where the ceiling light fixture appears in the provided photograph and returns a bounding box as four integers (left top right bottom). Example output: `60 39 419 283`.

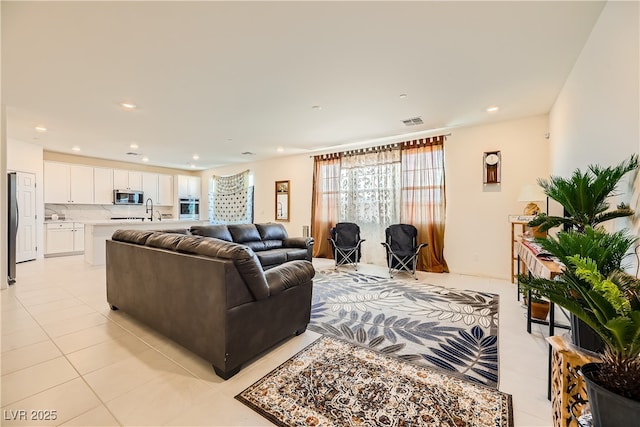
120 102 137 110
130 143 139 150
71 146 80 152
142 157 149 162
486 106 500 113
276 147 284 153
190 164 196 169
192 154 200 160
35 126 47 132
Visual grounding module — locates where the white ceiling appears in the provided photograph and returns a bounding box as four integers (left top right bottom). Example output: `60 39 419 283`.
3 1 605 171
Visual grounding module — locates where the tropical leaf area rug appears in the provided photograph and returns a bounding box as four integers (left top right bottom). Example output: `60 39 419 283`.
236 336 513 427
309 269 500 387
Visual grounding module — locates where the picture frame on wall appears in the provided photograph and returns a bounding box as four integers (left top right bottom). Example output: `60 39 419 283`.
275 180 290 221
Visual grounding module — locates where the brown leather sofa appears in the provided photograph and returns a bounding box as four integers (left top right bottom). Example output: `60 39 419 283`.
106 229 315 379
190 223 313 270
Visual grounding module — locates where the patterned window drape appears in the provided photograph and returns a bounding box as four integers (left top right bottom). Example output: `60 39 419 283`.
400 137 449 273
311 136 448 272
209 170 254 224
311 154 342 258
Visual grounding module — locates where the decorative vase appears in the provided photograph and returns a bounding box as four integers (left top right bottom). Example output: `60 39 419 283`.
580 363 640 427
531 300 550 321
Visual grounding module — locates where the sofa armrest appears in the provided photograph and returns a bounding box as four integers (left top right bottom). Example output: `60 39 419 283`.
283 237 314 249
265 260 315 296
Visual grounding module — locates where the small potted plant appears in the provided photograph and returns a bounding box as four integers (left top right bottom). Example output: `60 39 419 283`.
519 227 640 426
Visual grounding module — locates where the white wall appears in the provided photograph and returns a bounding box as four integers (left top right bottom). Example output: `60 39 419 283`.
549 1 639 266
203 114 550 280
550 1 639 175
7 138 45 259
445 115 550 279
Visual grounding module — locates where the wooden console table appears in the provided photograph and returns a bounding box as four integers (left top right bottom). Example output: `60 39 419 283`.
548 335 601 427
517 240 571 400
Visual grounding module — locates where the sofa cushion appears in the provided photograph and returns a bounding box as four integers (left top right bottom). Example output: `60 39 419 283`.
146 233 190 251
285 248 309 262
175 235 269 300
256 249 289 267
227 224 262 243
190 225 233 242
256 223 288 241
112 229 156 245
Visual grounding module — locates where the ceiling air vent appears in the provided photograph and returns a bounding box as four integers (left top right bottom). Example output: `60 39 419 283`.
402 117 424 126
241 151 255 156
125 152 140 156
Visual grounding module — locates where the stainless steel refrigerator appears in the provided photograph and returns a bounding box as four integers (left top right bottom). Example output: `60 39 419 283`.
8 172 17 284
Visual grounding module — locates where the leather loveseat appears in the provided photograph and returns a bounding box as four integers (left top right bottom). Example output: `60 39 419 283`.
190 223 313 270
106 229 315 379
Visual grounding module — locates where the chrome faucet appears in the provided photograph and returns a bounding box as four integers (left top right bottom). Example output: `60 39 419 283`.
155 210 162 221
145 198 154 221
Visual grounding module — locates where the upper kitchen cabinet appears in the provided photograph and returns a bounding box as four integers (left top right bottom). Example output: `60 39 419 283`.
142 173 174 206
177 175 201 199
113 169 143 191
142 172 158 203
94 167 114 205
158 174 174 206
44 162 94 204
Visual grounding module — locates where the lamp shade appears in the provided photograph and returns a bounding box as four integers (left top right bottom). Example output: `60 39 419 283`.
517 184 546 202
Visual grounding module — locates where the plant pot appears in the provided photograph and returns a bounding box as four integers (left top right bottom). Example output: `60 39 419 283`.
580 363 640 427
571 314 605 353
531 300 550 321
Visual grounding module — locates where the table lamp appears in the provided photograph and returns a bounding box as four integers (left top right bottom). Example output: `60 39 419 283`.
518 184 547 215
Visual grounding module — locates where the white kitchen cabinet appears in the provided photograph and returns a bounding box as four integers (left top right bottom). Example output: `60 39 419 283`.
177 175 201 199
113 169 143 190
44 162 94 204
94 167 114 204
45 222 84 256
158 174 174 206
73 223 85 252
142 172 159 203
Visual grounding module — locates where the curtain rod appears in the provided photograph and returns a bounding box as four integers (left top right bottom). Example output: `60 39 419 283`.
309 133 451 159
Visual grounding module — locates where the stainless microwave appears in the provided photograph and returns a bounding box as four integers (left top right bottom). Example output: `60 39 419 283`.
113 189 144 205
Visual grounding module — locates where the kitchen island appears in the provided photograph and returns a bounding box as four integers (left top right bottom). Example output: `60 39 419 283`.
83 219 208 266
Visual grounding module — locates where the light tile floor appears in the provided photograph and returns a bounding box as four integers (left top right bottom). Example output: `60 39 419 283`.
1 255 559 426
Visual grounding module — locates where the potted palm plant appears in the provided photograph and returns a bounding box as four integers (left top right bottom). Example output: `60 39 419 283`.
519 227 640 426
527 154 638 352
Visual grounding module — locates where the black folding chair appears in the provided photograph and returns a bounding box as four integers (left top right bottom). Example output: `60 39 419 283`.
328 222 365 271
381 224 427 279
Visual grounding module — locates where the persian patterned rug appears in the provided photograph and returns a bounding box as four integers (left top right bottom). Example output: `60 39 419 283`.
309 269 500 387
236 336 513 427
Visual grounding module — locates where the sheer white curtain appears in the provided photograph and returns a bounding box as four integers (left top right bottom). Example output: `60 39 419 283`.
339 148 401 265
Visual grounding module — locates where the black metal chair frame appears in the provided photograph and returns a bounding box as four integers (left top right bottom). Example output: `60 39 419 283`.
328 222 365 271
381 224 427 280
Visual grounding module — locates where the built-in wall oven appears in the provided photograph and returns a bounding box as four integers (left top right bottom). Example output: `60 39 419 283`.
179 198 200 220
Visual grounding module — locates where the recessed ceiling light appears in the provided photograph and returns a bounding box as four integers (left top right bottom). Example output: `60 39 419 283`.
190 164 196 169
71 146 80 152
35 126 47 132
120 102 137 110
486 106 500 113
192 154 200 160
142 157 149 162
276 147 284 153
130 143 139 150
311 105 322 110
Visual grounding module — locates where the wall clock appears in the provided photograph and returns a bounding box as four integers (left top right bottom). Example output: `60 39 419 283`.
483 151 501 184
